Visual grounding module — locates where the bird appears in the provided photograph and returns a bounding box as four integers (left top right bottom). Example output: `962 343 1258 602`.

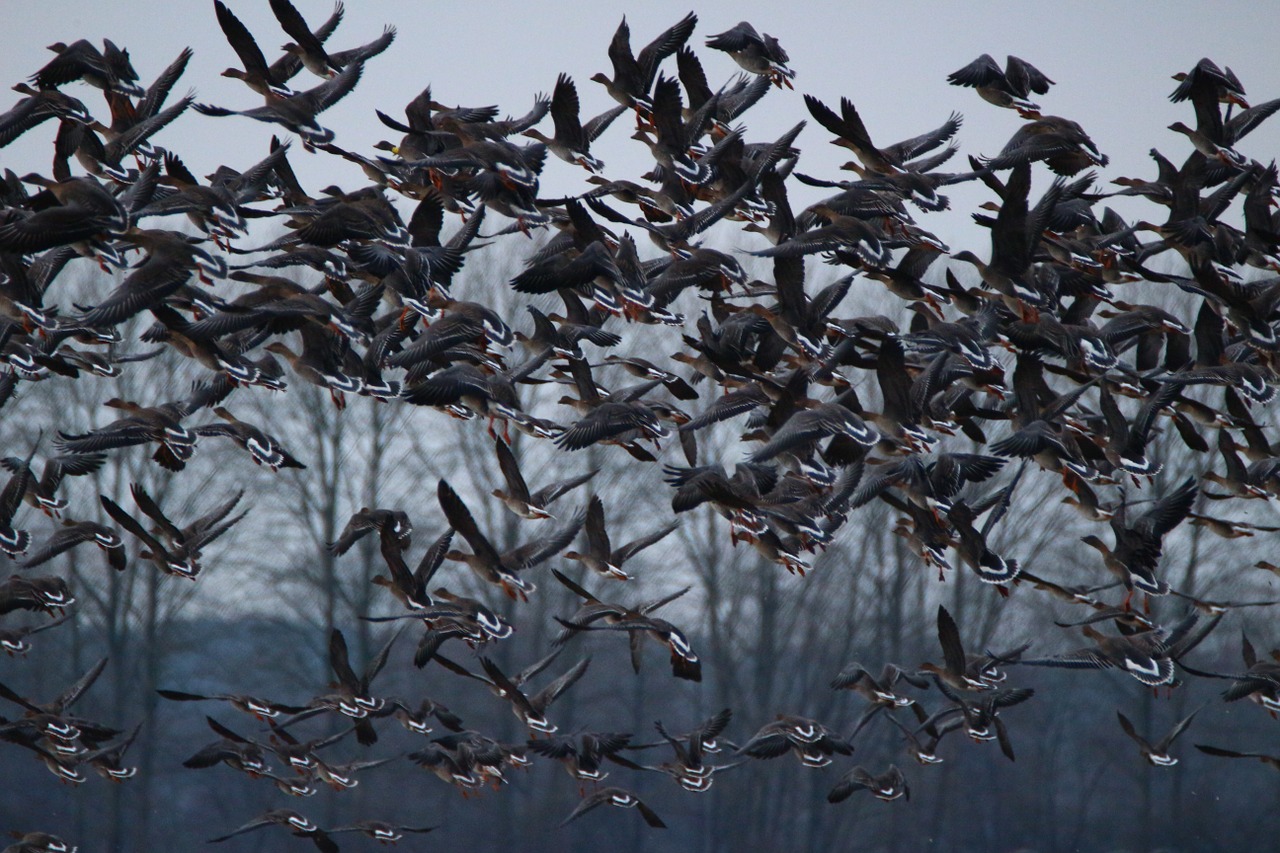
0 442 38 557
489 435 597 520
55 398 197 472
1195 744 1280 772
1179 631 1280 714
303 627 401 744
827 764 910 802
834 662 928 737
7 9 1280 844
213 0 304 97
552 569 700 682
1081 477 1199 606
0 450 106 518
268 0 344 78
0 575 76 616
327 821 437 843
329 507 412 555
194 60 365 150
1116 707 1201 766
3 833 77 853
947 54 1053 113
524 74 623 173
591 13 698 117
631 711 740 791
193 408 305 471
734 715 853 768
563 494 678 580
155 689 308 721
526 730 634 783
0 656 109 749
919 605 1004 691
0 614 72 656
435 650 590 735
99 484 245 579
22 521 126 572
558 787 666 829
207 810 337 853
438 478 585 599
180 715 269 776
705 21 794 88
1017 611 1219 686
30 39 144 97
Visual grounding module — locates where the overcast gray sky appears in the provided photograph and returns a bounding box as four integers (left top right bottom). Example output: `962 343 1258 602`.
4 0 1280 255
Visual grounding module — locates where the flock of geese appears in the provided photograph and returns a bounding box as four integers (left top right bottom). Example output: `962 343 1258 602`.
3 1 1280 850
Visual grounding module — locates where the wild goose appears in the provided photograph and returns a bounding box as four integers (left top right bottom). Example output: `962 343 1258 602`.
155 688 307 721
591 13 698 118
260 717 352 774
0 443 38 557
563 494 678 580
705 21 794 88
1016 610 1220 686
194 60 364 150
207 810 336 853
804 94 960 176
213 0 305 97
919 682 1034 760
53 398 194 471
300 627 401 744
3 833 77 853
438 651 590 735
437 478 585 599
552 569 699 681
524 74 623 173
1195 744 1280 771
527 730 634 784
0 656 108 748
835 661 929 739
387 695 465 736
490 435 598 520
981 117 1109 176
30 39 144 97
263 337 362 408
21 521 125 572
918 604 1005 691
947 54 1053 114
327 822 437 844
1180 631 1280 715
365 528 450 614
836 659 926 705
1080 477 1198 605
99 484 245 578
555 399 670 458
329 506 411 555
614 711 732 790
0 614 72 656
268 0 344 78
74 723 141 781
0 175 129 257
733 715 852 768
402 355 551 441
828 764 910 803
0 575 76 616
1116 707 1201 766
885 703 947 765
558 787 667 829
0 84 93 149
0 445 104 517
193 407 304 471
